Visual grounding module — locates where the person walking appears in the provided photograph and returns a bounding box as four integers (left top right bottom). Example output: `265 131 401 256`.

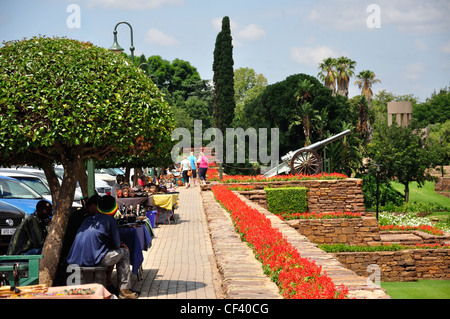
197 152 209 185
187 151 198 186
180 155 191 187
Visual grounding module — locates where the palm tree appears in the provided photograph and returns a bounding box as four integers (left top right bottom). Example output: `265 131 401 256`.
294 79 314 103
336 56 356 97
354 70 380 103
317 57 337 96
289 101 319 146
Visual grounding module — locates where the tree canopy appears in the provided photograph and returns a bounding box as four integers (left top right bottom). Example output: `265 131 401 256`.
0 36 175 284
213 16 235 132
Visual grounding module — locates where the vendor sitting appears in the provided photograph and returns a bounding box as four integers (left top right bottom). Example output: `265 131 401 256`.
66 195 137 299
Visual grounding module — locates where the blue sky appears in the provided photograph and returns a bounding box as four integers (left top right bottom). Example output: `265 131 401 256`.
1 0 449 102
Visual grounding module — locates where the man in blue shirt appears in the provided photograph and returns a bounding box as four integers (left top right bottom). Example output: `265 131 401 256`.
187 151 198 186
66 195 137 299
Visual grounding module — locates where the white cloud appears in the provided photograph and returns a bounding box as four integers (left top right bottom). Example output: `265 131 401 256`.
211 17 266 44
305 0 450 34
145 28 179 46
414 39 428 51
236 24 266 41
404 62 425 81
290 46 340 67
86 0 184 10
441 41 450 54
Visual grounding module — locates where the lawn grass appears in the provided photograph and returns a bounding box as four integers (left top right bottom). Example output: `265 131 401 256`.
390 181 450 208
381 280 450 299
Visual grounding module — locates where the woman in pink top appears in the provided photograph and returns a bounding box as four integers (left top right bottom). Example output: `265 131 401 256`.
197 152 209 185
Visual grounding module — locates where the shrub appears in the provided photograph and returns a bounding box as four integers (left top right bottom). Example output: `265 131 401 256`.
265 187 307 215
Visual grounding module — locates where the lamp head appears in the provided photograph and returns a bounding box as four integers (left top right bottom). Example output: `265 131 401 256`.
108 30 124 55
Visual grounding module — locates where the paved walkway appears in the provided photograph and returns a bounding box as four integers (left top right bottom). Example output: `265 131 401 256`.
130 186 222 299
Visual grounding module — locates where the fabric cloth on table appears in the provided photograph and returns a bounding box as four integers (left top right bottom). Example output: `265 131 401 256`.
152 193 179 210
118 226 151 275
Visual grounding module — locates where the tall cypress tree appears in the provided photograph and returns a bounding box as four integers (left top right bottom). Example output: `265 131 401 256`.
213 16 235 132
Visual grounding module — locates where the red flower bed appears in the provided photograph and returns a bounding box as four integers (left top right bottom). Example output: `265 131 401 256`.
379 225 446 236
220 172 347 183
211 185 349 299
205 170 347 183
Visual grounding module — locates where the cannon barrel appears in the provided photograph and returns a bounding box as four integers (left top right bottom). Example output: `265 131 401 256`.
281 129 351 162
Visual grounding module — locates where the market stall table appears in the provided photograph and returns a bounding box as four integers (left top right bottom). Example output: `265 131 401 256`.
118 224 151 278
151 193 179 225
116 197 148 210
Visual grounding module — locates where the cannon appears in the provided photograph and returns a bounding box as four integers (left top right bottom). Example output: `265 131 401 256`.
263 129 351 177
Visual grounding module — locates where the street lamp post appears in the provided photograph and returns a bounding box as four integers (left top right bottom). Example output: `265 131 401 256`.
109 21 135 63
375 163 382 221
84 22 137 195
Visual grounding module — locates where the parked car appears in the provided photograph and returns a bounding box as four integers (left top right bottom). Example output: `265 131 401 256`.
0 170 52 201
0 175 49 215
54 165 113 196
0 169 82 208
0 201 26 252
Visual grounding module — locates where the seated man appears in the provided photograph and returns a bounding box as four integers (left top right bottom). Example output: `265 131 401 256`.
66 195 137 299
7 200 52 255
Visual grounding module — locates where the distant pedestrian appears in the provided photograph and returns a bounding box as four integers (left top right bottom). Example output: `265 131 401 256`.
180 155 191 187
197 152 209 185
187 151 198 186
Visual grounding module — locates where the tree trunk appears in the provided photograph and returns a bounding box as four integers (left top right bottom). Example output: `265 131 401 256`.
39 155 81 286
403 182 410 203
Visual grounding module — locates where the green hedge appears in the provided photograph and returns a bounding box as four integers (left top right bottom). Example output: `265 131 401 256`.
264 187 307 215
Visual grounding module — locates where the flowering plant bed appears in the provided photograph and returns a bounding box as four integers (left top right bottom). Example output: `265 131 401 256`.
279 212 362 220
211 184 349 299
219 172 347 183
205 169 348 183
379 225 446 236
320 243 450 253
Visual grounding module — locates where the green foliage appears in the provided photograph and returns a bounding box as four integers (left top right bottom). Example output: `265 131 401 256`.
233 67 268 127
213 16 235 132
367 122 435 202
319 243 406 253
244 73 355 156
264 187 308 215
0 36 175 165
413 87 450 126
361 173 404 209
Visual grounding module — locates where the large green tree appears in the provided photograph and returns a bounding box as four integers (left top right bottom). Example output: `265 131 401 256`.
233 67 268 127
413 87 450 126
0 36 175 285
212 16 235 132
244 73 358 159
367 122 435 202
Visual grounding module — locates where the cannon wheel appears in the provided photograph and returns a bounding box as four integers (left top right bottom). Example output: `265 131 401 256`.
290 149 322 175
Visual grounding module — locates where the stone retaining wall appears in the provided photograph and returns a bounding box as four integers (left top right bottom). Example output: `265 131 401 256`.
286 217 381 246
216 178 365 214
334 249 450 282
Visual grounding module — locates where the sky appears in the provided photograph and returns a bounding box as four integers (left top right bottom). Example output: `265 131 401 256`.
1 0 449 102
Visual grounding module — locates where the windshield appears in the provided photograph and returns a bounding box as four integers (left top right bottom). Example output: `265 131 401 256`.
12 177 51 196
0 178 43 199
